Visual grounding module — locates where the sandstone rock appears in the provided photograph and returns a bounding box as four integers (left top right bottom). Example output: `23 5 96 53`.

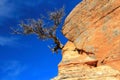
52 0 120 79
52 65 120 80
63 0 120 70
52 41 120 80
59 41 97 67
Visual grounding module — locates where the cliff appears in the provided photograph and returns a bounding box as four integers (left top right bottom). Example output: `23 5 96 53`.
52 0 120 80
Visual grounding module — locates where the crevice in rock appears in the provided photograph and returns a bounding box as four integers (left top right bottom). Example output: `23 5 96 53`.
75 48 95 55
62 45 95 56
100 54 120 65
63 27 74 36
59 61 98 68
94 5 120 24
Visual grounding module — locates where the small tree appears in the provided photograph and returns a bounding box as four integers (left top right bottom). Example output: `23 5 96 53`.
11 7 65 53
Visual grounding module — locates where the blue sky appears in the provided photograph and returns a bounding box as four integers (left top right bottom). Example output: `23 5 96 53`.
0 0 82 80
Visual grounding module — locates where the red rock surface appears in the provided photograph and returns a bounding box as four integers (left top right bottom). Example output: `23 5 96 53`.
63 0 120 70
52 0 120 80
52 42 120 80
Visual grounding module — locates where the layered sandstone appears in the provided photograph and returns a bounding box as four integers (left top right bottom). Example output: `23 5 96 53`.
52 41 120 80
62 0 120 68
52 0 120 80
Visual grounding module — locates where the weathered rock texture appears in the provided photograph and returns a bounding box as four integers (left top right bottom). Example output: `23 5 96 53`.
52 0 120 80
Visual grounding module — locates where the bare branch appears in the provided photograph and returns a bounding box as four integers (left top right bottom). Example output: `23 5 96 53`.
10 27 22 34
11 7 65 53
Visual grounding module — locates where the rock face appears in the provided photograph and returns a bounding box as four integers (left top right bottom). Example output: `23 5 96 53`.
52 42 120 80
52 0 120 80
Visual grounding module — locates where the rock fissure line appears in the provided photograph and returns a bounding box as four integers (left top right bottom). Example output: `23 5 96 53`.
101 58 120 64
60 74 120 79
75 48 95 55
59 61 98 68
94 5 120 24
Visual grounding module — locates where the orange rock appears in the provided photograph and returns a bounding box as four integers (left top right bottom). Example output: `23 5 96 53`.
52 0 120 80
59 41 97 67
63 0 120 70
